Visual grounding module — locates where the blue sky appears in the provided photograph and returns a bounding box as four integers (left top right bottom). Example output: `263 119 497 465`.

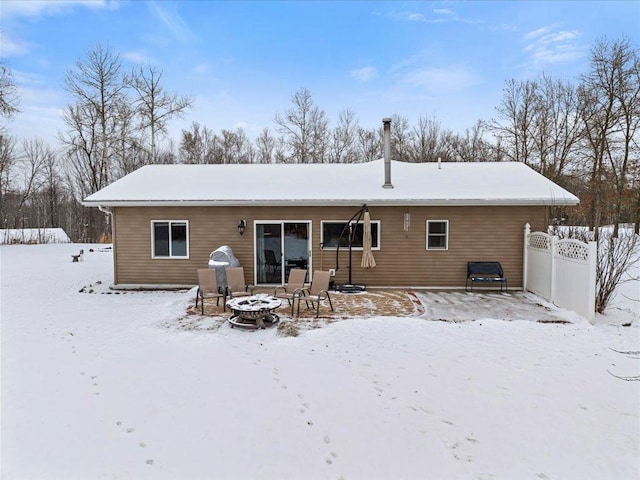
1 0 639 146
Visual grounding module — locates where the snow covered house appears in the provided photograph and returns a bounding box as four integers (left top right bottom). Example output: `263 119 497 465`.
83 121 579 290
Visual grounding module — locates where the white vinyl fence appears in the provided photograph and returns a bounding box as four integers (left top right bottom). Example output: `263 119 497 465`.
523 223 596 322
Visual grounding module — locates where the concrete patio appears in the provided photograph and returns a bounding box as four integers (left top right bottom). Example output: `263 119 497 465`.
187 288 573 324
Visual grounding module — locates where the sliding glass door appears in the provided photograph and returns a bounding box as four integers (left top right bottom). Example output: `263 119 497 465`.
255 221 310 285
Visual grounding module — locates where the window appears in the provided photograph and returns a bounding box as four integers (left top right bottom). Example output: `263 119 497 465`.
321 220 380 250
426 220 448 250
152 221 188 258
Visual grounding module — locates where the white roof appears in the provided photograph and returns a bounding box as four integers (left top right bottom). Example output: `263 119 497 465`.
83 159 579 207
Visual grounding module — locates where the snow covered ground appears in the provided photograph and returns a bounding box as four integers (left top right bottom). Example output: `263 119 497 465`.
1 244 638 480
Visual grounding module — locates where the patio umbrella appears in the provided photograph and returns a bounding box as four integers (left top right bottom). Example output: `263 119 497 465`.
361 210 376 269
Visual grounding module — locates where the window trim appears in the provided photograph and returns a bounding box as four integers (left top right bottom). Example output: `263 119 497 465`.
426 220 449 251
320 220 381 251
151 220 190 259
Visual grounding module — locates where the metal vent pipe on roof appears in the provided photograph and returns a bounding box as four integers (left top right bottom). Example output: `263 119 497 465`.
382 117 393 189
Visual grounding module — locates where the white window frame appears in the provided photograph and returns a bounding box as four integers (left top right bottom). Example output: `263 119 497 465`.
253 220 313 286
320 220 381 250
426 220 449 251
151 220 189 259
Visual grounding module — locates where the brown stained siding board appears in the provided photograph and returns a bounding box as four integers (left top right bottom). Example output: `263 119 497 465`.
111 204 547 287
114 206 258 285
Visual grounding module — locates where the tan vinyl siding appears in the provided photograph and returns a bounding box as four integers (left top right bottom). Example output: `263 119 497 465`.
111 205 547 288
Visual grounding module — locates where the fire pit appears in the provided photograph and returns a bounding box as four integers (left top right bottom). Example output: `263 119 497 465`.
226 294 281 329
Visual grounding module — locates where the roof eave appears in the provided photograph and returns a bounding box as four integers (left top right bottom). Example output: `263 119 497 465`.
82 198 580 208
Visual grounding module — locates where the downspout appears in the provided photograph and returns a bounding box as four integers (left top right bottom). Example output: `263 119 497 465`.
98 204 113 230
98 205 112 216
98 205 116 286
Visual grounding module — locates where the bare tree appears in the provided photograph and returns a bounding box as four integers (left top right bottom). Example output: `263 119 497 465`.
634 162 640 234
489 78 538 165
38 140 63 228
389 114 413 162
275 88 329 163
408 115 444 162
179 121 206 164
14 138 50 228
0 136 74 236
128 65 193 162
356 127 382 162
273 135 288 163
61 103 102 194
329 108 359 163
112 100 146 176
596 232 640 313
578 37 640 236
61 44 127 193
0 58 20 121
0 133 16 227
608 40 640 237
220 127 254 164
179 121 224 164
532 74 582 181
255 128 276 164
156 139 177 165
59 44 127 241
446 121 494 162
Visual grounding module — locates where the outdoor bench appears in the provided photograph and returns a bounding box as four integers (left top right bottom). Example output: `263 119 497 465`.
465 261 508 292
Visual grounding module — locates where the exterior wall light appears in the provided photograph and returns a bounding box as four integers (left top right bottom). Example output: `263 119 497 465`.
238 219 246 236
403 213 411 232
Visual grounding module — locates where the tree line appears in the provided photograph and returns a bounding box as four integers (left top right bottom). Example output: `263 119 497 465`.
0 37 638 243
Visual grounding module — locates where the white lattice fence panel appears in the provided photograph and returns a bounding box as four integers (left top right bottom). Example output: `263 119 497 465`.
529 232 551 250
556 239 589 261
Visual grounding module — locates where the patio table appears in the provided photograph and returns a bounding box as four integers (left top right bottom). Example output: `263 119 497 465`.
226 294 281 329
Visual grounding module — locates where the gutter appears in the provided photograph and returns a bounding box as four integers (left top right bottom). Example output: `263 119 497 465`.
83 198 580 208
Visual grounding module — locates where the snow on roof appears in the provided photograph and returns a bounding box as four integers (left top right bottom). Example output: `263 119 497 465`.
83 159 579 207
